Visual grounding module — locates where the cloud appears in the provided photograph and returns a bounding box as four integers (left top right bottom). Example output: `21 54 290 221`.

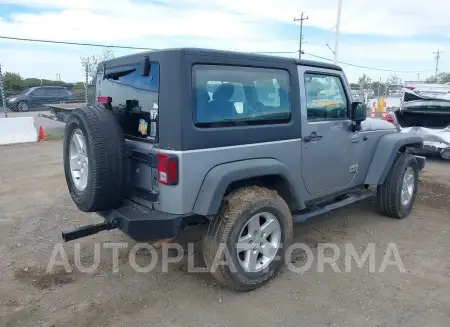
2 0 450 37
0 0 449 82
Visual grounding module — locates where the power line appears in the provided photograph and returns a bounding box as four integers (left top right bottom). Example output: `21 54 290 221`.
304 52 435 73
0 35 159 50
0 35 435 73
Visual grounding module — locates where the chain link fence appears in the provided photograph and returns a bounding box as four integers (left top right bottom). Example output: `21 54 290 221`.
1 86 94 112
0 77 93 113
0 45 404 117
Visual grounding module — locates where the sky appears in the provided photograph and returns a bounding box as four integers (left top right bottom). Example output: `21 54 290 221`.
0 0 449 84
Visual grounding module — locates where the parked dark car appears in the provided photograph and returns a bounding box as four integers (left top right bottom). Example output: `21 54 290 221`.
6 86 73 112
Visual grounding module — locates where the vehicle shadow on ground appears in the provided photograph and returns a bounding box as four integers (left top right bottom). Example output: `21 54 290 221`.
157 198 383 290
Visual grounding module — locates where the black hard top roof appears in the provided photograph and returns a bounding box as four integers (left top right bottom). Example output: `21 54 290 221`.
99 47 342 71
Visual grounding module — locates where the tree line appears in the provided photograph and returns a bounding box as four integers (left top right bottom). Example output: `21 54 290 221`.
1 49 115 93
2 47 450 96
2 72 87 92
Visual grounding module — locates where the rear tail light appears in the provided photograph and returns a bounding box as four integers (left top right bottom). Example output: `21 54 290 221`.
386 112 396 125
403 85 415 90
157 153 178 185
97 96 111 104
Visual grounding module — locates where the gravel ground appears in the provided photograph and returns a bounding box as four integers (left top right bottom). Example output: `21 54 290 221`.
0 141 449 327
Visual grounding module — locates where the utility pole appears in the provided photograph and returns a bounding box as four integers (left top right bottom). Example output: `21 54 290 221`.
333 0 343 64
294 12 309 60
377 77 381 98
433 49 443 83
417 73 420 81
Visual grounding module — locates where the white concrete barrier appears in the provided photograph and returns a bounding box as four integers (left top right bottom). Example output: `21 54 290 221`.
0 117 38 145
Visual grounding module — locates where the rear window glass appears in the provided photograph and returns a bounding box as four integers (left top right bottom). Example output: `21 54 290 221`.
96 62 159 141
192 65 291 127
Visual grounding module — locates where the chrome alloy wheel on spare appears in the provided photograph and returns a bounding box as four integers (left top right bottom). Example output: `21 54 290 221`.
69 129 89 191
236 212 281 273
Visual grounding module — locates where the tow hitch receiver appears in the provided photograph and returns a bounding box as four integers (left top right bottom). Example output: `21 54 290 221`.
62 221 115 242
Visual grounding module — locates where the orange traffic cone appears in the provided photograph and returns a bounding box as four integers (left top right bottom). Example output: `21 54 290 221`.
370 104 376 118
381 103 388 120
38 126 46 141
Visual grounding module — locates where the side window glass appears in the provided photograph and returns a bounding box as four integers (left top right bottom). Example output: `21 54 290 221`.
193 65 291 127
254 79 280 107
304 74 348 120
32 89 45 96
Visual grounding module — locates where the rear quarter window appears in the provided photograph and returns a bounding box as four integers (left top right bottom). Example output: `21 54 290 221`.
192 65 291 127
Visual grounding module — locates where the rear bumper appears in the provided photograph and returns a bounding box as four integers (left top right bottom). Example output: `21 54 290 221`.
98 203 202 242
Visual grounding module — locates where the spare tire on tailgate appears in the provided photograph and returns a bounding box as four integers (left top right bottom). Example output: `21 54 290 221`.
63 106 127 212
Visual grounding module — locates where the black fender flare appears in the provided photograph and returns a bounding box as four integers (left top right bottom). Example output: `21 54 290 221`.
364 132 423 185
192 158 302 216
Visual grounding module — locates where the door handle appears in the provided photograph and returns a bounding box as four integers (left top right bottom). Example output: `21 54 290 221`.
303 132 323 142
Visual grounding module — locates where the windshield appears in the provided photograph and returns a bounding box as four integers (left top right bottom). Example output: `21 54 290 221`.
18 88 33 95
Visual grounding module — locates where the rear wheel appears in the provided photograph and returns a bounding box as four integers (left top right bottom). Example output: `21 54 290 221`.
377 153 419 218
203 186 293 291
18 101 29 112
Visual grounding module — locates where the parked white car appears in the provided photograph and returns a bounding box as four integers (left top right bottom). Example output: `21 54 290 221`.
401 83 450 101
392 84 450 160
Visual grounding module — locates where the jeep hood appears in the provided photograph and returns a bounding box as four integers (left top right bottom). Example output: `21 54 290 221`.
361 118 397 131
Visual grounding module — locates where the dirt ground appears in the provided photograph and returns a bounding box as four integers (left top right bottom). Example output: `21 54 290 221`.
1 141 449 327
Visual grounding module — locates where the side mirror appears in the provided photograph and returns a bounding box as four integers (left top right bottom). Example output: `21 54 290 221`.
350 101 367 124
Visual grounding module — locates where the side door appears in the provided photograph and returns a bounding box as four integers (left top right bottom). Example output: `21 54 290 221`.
28 88 46 109
299 67 359 196
45 88 59 105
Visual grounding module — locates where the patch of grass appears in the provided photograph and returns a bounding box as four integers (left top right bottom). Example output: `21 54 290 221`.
44 134 64 141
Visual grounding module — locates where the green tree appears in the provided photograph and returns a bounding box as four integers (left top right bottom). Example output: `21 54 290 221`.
357 74 372 89
424 72 450 84
387 73 402 85
425 76 435 83
3 72 23 91
22 78 41 88
81 48 115 84
435 72 450 84
370 81 386 97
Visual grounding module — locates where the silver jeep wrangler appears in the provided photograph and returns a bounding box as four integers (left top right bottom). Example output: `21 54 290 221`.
62 48 425 291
